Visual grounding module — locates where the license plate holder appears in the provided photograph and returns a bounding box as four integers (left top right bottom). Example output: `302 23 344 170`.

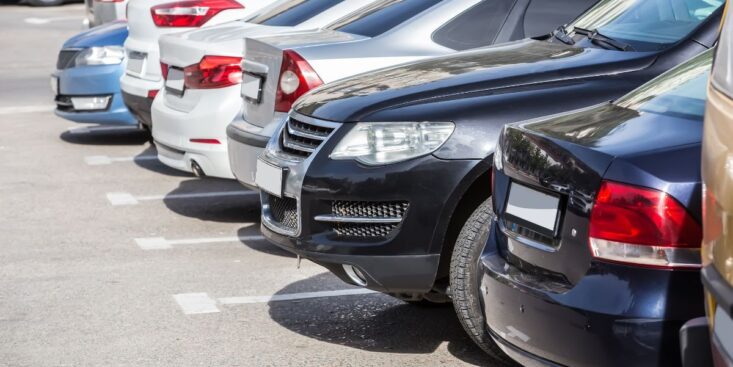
242 72 263 103
127 51 146 75
256 159 285 197
165 67 185 96
504 182 561 237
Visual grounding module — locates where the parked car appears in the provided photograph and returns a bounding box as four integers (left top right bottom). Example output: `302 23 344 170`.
680 5 733 367
120 0 272 131
227 0 600 188
476 48 712 367
251 0 723 360
51 21 136 126
89 0 128 27
26 0 79 6
152 0 380 179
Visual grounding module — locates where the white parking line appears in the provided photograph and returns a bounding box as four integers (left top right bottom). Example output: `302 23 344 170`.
24 16 81 25
67 125 139 134
0 105 54 115
174 289 378 315
106 190 258 206
84 155 158 166
134 234 264 250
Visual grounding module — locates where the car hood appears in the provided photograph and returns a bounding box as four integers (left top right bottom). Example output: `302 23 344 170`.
63 20 128 48
293 39 657 122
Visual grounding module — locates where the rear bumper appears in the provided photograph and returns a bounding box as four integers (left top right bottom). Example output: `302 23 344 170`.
53 64 135 125
151 88 239 179
121 91 153 128
225 115 276 188
480 218 704 367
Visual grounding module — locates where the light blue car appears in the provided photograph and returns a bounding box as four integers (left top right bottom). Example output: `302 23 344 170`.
52 21 136 126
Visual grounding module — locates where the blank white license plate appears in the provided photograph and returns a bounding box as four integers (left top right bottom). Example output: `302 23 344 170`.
505 183 560 232
127 51 145 74
50 76 59 95
256 159 284 197
165 67 185 95
241 72 263 102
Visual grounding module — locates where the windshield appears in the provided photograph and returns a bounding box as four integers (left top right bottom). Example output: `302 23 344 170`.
616 48 713 120
245 0 343 27
568 0 724 51
326 0 442 38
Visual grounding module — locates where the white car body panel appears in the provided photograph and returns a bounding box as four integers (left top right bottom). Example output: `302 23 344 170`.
152 0 379 178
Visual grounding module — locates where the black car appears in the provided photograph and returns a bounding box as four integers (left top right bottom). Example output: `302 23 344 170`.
474 49 711 366
253 0 723 359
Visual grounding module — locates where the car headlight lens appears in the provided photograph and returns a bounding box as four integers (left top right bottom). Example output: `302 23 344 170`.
75 46 125 66
330 121 455 165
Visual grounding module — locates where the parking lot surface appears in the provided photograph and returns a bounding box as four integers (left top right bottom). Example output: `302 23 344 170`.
0 4 493 366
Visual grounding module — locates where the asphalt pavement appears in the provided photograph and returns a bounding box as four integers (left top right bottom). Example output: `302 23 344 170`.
0 3 497 367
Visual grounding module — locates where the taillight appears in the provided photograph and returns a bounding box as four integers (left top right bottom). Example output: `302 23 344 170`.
589 180 702 269
274 50 323 113
183 55 242 89
150 0 243 28
147 89 160 99
160 62 169 80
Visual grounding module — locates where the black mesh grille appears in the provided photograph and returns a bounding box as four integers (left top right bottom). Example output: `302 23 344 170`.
57 49 80 70
332 201 409 219
280 117 335 158
334 223 400 237
268 195 298 231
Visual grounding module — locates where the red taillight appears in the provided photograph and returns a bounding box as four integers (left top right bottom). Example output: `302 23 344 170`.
160 62 169 80
150 0 243 28
589 180 702 269
274 49 323 113
147 89 160 99
190 138 220 144
183 55 242 89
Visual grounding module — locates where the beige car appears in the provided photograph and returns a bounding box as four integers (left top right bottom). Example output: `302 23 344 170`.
680 3 733 366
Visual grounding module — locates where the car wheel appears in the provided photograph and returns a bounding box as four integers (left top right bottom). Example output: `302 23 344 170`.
450 197 510 363
26 0 65 6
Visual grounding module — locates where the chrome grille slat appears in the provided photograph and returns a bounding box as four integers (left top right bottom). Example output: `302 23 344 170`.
279 115 336 158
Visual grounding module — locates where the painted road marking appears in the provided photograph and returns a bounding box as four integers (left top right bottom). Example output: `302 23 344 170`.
134 234 264 250
0 105 54 115
67 125 139 134
175 289 378 315
106 190 258 206
24 16 81 25
84 155 158 166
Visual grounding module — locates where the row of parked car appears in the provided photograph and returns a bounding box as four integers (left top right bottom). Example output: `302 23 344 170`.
52 0 733 365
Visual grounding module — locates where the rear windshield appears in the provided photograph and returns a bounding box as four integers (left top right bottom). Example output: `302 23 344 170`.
245 0 343 27
326 0 442 38
616 49 713 120
568 0 724 51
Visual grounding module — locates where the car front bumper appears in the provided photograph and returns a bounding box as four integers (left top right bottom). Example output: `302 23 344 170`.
479 218 705 367
225 114 283 189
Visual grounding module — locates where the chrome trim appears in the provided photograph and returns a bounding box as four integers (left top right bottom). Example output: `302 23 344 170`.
498 219 558 253
287 123 329 140
314 215 403 224
281 137 315 153
261 192 300 237
289 111 341 129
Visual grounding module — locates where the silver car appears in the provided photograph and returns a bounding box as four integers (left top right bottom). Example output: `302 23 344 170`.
227 0 598 188
86 0 128 27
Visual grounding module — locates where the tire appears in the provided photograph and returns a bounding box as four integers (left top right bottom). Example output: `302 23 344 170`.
450 197 512 364
26 0 64 6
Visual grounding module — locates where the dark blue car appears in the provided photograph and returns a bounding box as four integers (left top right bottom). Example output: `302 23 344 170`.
468 49 712 366
52 21 135 126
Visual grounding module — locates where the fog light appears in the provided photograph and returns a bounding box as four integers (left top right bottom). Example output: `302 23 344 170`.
71 96 111 111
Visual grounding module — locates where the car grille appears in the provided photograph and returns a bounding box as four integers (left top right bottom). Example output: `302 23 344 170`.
267 194 298 232
57 49 81 70
279 116 336 158
318 201 409 238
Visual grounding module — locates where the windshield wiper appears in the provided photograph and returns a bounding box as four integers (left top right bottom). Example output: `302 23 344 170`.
551 25 574 45
573 27 634 51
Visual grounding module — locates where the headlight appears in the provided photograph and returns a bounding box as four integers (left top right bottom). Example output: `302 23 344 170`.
75 46 125 66
330 121 455 165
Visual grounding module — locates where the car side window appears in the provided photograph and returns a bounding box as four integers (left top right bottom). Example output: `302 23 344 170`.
246 0 344 27
432 0 517 51
522 0 597 38
327 0 442 38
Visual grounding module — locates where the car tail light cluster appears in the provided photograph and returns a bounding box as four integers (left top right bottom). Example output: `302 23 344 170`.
162 56 242 90
150 0 243 28
275 50 323 113
589 180 702 269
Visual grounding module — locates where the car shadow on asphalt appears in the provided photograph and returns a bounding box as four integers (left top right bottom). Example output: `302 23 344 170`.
132 146 192 177
162 178 261 223
59 125 149 146
235 226 294 258
268 272 503 366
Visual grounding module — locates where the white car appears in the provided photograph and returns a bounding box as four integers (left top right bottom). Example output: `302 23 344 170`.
152 0 379 179
120 0 272 131
88 0 128 27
